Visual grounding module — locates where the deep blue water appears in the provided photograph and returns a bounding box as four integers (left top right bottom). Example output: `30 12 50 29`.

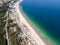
20 0 60 41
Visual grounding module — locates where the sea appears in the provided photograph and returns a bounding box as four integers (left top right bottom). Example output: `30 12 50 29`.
19 0 60 45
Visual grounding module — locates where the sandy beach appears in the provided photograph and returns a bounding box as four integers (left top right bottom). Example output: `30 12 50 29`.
13 0 46 45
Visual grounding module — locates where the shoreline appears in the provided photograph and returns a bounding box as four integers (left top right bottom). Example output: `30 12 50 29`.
14 0 46 45
19 5 59 45
18 1 60 45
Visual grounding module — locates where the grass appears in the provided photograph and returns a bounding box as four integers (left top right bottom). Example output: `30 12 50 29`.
8 19 18 45
9 35 17 45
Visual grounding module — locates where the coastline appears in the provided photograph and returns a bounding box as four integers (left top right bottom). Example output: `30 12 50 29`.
19 2 60 45
19 6 59 45
14 0 46 45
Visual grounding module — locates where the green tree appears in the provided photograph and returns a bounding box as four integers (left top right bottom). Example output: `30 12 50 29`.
0 1 9 45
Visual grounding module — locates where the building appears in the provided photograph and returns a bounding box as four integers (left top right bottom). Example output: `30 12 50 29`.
0 0 3 6
0 0 11 6
3 0 11 3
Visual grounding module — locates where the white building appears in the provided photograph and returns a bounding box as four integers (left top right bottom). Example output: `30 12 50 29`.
0 0 3 6
3 0 11 3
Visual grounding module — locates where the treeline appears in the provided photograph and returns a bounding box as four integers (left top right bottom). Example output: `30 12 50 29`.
0 2 9 45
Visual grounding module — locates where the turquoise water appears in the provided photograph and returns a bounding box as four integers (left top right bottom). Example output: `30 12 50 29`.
19 0 60 45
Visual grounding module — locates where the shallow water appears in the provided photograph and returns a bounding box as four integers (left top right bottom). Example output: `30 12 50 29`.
19 0 60 45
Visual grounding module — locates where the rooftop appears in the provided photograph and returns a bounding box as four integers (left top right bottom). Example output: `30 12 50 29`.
0 0 3 3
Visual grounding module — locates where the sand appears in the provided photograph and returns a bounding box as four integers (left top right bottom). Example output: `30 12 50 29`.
13 0 46 45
